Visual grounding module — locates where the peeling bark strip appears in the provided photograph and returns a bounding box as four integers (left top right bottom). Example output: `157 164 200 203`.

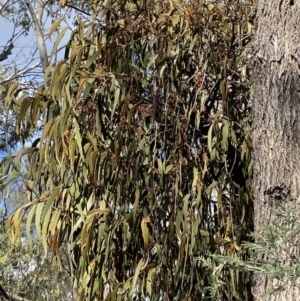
254 0 300 300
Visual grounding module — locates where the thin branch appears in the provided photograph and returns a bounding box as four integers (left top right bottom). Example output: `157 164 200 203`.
0 63 40 85
0 0 10 14
65 3 91 16
0 40 67 85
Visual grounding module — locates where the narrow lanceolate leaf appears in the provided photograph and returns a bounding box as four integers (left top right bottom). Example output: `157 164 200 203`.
35 202 45 240
129 258 144 297
157 158 164 174
73 117 84 160
5 82 19 107
49 27 68 59
0 255 7 264
222 119 229 151
141 215 150 249
48 18 62 37
208 123 214 154
192 167 198 188
11 208 24 245
110 77 120 119
147 266 159 297
26 205 37 251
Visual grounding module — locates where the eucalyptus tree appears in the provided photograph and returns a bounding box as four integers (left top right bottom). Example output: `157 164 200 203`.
5 0 254 300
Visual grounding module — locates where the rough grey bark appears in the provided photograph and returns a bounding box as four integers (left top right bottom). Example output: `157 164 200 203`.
254 0 300 300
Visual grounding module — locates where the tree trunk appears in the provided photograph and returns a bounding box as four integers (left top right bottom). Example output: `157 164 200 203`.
254 1 300 300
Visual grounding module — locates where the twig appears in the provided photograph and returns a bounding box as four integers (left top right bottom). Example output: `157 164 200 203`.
65 3 91 16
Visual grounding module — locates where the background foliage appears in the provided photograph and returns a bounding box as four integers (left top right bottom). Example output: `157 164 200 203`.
5 0 254 300
204 200 300 296
0 193 73 301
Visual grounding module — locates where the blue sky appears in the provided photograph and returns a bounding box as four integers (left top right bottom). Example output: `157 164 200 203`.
0 16 39 72
0 8 74 82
